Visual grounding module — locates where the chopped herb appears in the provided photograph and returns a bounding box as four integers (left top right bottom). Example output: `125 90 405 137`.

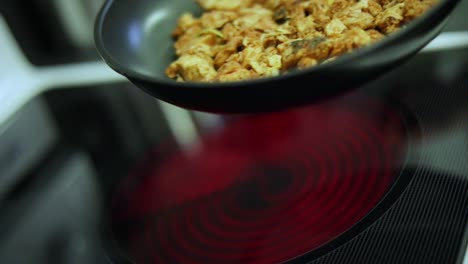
198 28 225 39
273 6 289 24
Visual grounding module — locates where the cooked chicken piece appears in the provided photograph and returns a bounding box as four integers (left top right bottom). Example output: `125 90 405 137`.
366 29 385 41
278 37 329 68
200 11 237 29
173 13 199 37
297 57 318 69
215 61 257 81
375 3 405 33
334 0 375 29
329 27 372 57
213 36 244 68
166 54 217 81
325 18 347 37
404 0 437 21
365 0 384 16
196 0 252 11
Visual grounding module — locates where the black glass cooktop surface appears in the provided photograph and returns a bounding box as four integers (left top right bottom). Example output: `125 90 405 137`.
108 94 419 264
106 50 468 264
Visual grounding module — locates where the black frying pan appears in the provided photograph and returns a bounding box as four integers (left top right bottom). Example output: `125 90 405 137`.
95 0 460 113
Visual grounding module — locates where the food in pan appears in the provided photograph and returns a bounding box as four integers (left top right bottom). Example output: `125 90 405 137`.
165 0 438 82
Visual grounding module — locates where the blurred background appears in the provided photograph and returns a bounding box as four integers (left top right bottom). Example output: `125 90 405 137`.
0 0 467 263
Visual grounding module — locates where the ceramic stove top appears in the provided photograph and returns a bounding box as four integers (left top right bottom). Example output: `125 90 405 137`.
108 56 468 262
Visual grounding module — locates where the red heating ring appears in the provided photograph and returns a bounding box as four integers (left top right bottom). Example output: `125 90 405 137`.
112 97 408 264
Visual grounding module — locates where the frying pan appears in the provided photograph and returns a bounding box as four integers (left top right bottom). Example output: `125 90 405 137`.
94 0 460 113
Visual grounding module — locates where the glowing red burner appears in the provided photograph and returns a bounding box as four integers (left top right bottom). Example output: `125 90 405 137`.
112 96 408 264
